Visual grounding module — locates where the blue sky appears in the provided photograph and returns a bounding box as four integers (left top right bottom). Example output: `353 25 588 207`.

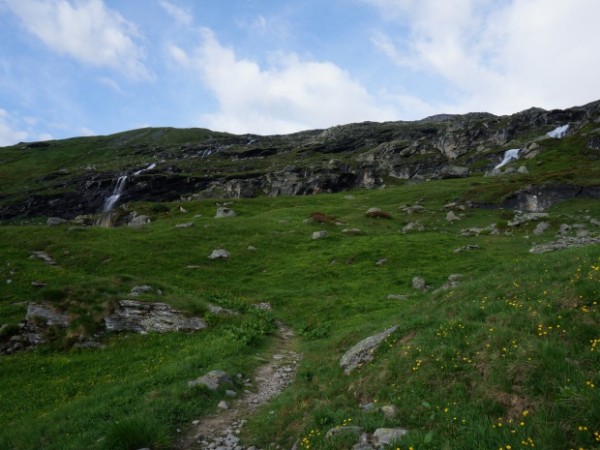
1 0 600 146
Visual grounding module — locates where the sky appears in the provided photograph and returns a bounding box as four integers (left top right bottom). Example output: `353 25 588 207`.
1 0 600 146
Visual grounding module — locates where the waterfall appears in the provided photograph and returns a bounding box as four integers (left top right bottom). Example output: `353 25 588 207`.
132 162 156 176
102 175 127 212
547 124 569 138
494 148 520 170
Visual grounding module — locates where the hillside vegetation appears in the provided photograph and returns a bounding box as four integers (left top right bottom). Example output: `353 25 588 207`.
1 105 600 450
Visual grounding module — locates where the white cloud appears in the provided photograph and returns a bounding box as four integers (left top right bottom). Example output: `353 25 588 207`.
365 0 600 114
169 28 397 134
0 109 29 146
159 1 192 26
4 0 153 80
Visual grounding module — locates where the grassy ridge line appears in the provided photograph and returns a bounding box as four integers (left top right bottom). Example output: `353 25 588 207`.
1 180 599 449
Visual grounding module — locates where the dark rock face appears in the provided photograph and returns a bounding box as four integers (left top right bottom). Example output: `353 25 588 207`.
1 100 599 220
502 185 600 212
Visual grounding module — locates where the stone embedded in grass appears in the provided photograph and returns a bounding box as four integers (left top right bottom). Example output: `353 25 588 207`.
508 212 549 227
342 228 363 236
453 244 481 253
46 217 67 226
339 325 398 374
215 207 236 218
30 251 56 265
325 426 363 438
387 294 408 300
209 249 230 259
529 236 600 254
175 222 194 228
365 207 392 219
380 405 397 418
412 276 427 291
372 427 408 446
533 221 550 235
312 230 328 240
127 214 150 228
402 221 424 233
446 211 460 222
188 370 233 390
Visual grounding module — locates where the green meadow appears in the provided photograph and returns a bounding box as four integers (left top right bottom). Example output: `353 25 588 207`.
1 175 599 449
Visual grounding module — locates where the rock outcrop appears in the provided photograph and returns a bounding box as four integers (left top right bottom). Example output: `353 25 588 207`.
340 326 398 374
104 300 206 333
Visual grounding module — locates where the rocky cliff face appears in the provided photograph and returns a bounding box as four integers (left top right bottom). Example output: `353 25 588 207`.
1 100 599 220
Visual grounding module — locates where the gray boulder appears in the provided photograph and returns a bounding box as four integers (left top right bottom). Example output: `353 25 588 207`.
104 300 206 333
372 428 408 446
312 230 328 240
188 370 233 390
412 276 427 291
47 217 67 226
127 214 150 228
340 325 398 374
209 249 230 259
446 211 460 222
30 251 56 265
533 221 550 235
215 207 236 218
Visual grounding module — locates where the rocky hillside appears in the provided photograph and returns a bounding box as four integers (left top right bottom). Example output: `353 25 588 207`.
1 100 600 221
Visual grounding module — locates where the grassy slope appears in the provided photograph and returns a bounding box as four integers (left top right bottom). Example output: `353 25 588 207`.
1 133 600 449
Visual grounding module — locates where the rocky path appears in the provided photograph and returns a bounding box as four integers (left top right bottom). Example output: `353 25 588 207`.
177 321 300 450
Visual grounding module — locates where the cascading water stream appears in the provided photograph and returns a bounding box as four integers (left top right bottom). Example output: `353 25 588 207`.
494 148 521 170
97 175 127 227
102 175 127 212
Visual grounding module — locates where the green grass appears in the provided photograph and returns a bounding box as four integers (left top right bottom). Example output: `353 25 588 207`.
1 174 600 449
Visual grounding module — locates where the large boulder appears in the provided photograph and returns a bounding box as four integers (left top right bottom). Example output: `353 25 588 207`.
340 325 398 374
104 300 206 333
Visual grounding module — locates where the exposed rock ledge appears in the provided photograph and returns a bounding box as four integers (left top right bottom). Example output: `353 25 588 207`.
529 236 600 254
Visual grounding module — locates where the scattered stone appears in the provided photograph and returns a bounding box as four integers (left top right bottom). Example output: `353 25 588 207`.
375 258 387 266
387 294 408 300
215 207 236 218
372 428 408 446
105 300 206 334
342 228 363 236
401 204 426 214
312 230 328 240
46 217 67 226
30 251 56 265
412 277 427 291
446 211 460 222
591 218 600 227
179 206 188 213
453 244 481 253
209 249 230 259
529 236 600 254
559 223 571 235
326 426 363 439
365 208 392 219
127 214 150 228
129 285 153 296
225 389 237 398
532 221 550 235
208 305 238 316
381 405 397 419
518 165 529 174
508 212 549 227
31 281 47 288
577 229 590 238
217 400 230 410
340 325 398 374
435 274 464 293
253 302 272 311
402 221 424 233
175 222 194 228
460 224 498 236
188 370 234 390
247 245 257 251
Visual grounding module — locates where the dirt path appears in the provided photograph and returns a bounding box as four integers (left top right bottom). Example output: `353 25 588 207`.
177 321 300 450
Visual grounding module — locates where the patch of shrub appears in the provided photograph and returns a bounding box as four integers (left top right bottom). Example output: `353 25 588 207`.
38 288 68 303
309 212 340 225
102 416 170 450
